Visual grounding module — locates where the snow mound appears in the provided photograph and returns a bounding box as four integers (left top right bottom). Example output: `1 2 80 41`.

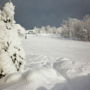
53 57 90 78
26 54 54 70
24 68 65 89
4 73 22 83
0 52 90 90
0 67 66 90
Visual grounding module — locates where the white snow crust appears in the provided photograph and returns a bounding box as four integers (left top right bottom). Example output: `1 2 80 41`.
0 1 90 90
0 35 90 90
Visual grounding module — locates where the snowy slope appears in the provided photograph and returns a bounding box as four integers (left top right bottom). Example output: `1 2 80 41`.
0 35 90 90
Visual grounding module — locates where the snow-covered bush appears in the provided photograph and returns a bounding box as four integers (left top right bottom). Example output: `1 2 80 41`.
0 2 26 78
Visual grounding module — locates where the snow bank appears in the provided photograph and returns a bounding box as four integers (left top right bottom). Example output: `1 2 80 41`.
0 53 90 90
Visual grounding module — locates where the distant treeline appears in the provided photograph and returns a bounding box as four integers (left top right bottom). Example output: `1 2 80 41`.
29 15 90 41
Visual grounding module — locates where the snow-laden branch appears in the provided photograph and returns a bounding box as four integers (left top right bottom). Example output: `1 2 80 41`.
0 1 26 79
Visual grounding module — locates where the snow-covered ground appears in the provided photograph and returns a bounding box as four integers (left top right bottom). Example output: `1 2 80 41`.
0 34 90 90
25 34 90 63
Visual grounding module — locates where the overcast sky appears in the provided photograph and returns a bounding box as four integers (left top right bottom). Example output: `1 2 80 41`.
1 0 90 29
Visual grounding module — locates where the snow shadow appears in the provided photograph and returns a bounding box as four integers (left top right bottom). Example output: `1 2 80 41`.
37 86 47 90
51 74 90 90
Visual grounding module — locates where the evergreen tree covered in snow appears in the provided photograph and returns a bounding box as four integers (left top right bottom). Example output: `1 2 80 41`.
0 1 26 78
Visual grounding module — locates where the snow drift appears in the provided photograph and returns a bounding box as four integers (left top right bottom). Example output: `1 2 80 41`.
0 1 90 90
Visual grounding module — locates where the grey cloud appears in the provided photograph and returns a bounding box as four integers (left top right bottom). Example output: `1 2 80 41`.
4 0 90 29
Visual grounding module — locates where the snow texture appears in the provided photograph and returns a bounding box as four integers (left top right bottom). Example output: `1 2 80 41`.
0 34 89 90
0 1 90 90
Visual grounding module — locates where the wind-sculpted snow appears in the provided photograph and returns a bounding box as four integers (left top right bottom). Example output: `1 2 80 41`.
0 1 90 89
0 54 90 90
0 35 90 90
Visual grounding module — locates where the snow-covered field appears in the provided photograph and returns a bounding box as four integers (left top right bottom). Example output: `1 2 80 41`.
0 35 90 90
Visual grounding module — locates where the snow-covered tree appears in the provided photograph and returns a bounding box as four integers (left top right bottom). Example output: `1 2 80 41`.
83 15 90 41
61 18 88 41
0 1 26 78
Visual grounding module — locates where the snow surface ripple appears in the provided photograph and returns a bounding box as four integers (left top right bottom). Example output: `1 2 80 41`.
0 35 90 90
